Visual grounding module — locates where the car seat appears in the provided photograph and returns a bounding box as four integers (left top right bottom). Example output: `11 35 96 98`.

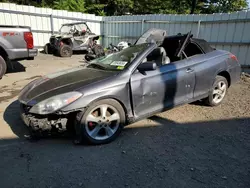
147 47 170 66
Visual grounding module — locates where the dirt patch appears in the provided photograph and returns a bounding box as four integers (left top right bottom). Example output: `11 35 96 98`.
0 88 21 102
12 76 41 86
241 72 250 84
0 85 8 89
0 76 42 103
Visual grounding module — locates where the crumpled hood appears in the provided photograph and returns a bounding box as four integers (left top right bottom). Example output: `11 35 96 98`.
19 66 117 105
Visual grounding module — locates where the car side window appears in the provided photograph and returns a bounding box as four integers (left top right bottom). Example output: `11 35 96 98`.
183 43 203 58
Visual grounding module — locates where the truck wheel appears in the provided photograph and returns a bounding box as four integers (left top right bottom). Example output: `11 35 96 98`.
74 99 125 145
0 56 7 79
44 43 52 54
205 75 228 106
59 44 73 57
93 44 105 58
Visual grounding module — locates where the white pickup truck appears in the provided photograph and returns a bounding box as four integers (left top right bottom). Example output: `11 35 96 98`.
0 25 38 79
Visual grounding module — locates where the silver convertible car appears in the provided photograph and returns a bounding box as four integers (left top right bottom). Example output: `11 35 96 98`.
19 30 241 144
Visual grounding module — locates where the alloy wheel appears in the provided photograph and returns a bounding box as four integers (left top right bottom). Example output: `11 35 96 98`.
85 104 120 140
212 81 227 104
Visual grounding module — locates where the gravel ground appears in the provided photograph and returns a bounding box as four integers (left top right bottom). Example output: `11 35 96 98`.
0 53 249 188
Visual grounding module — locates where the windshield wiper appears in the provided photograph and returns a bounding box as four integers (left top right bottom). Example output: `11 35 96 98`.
87 63 106 70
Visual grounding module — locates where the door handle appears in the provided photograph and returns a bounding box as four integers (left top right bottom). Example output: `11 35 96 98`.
186 68 194 73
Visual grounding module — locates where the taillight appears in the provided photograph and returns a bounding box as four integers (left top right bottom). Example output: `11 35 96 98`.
230 54 238 62
24 32 34 49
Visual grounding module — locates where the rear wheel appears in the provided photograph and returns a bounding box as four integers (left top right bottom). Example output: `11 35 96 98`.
0 56 7 79
59 44 73 57
74 99 125 145
205 76 228 106
44 43 53 54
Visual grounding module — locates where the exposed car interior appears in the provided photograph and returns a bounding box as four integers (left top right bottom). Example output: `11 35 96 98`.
183 42 204 57
161 36 204 62
146 47 170 66
144 35 205 67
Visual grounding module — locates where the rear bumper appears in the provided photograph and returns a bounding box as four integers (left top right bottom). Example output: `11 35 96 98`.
6 48 38 60
28 49 38 58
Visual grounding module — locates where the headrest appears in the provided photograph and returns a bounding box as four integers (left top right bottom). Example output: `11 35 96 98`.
147 47 166 59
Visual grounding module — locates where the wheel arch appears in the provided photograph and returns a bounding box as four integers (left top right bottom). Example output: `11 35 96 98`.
61 38 73 47
87 96 128 117
217 71 231 87
0 46 8 60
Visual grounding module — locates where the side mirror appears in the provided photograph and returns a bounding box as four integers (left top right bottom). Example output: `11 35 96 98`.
137 62 157 72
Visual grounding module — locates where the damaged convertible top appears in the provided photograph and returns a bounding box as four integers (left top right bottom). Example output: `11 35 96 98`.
135 28 214 54
135 28 167 45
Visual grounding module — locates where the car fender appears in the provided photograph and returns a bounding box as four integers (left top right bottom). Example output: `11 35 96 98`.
60 80 133 117
208 55 228 89
89 35 100 41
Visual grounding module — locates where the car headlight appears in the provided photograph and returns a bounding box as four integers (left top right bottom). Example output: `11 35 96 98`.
29 92 82 115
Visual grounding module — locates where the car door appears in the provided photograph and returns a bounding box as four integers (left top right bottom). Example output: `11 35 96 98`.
176 31 196 101
130 58 192 119
187 52 220 99
184 58 196 100
182 41 212 100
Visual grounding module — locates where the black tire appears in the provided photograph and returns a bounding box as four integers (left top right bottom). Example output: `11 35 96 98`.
84 54 96 62
44 43 53 54
0 56 7 79
92 44 105 58
205 75 228 106
59 44 73 57
74 99 126 145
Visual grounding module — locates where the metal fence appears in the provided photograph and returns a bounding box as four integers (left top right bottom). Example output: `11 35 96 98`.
103 13 250 67
0 3 250 67
0 3 102 48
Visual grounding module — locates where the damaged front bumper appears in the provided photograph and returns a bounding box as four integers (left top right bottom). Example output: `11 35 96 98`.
20 103 70 132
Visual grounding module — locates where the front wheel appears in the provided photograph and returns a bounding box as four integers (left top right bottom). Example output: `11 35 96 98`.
74 99 125 145
44 43 53 54
205 75 228 106
59 44 73 57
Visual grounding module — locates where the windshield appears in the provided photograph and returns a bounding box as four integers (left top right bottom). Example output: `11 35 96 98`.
87 43 150 71
60 23 89 34
60 25 72 34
